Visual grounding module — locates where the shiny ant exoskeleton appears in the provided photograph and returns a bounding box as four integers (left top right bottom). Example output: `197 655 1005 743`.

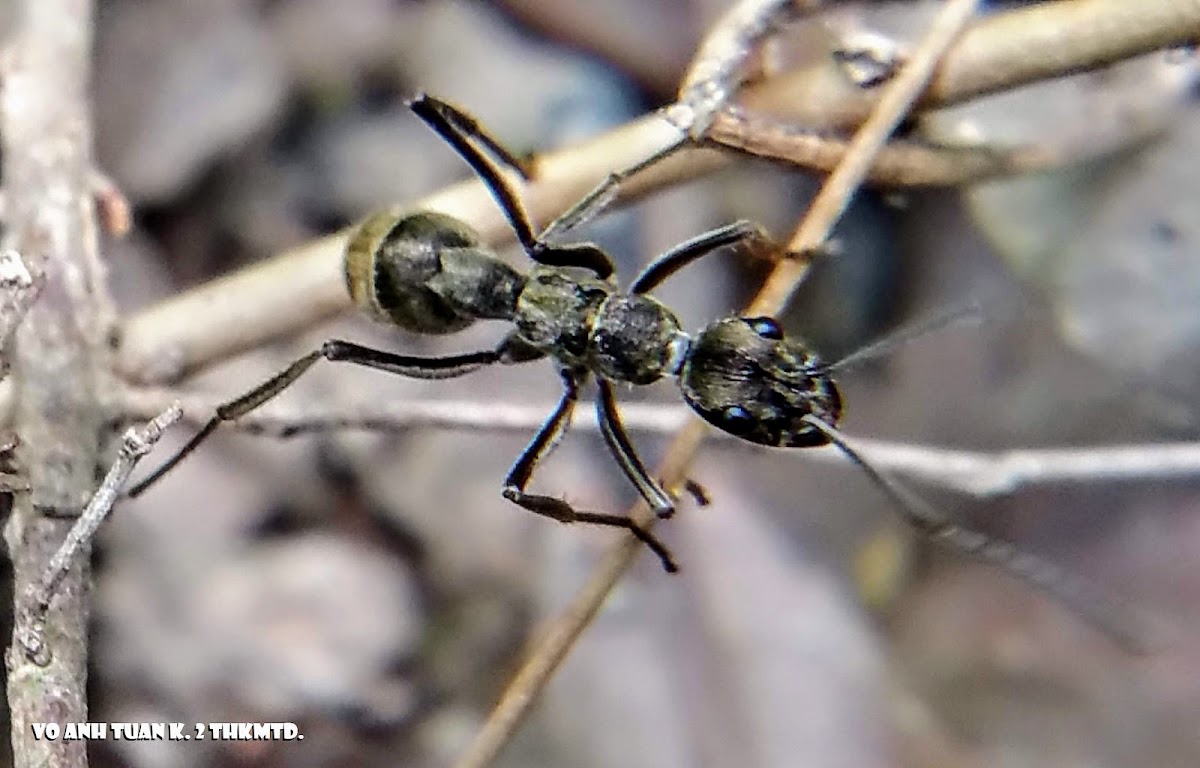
128 95 1141 645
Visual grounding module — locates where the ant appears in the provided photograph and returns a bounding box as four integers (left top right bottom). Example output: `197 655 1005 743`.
128 94 1141 646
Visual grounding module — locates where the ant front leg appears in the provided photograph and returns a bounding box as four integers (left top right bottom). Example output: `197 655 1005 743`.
631 220 772 294
128 337 533 498
502 372 679 572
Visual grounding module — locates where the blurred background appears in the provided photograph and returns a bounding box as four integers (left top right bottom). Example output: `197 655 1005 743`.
18 0 1200 765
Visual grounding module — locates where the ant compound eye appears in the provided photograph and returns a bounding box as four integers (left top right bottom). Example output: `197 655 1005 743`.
745 316 783 340
720 405 756 435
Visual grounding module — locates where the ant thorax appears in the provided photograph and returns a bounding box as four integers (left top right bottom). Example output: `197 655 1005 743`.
678 316 843 448
514 267 612 366
512 267 685 385
588 293 686 385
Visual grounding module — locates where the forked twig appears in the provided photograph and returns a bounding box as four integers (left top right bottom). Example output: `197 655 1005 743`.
17 404 181 665
452 2 981 766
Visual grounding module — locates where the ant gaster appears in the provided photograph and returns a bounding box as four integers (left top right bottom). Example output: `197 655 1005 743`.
128 95 1141 646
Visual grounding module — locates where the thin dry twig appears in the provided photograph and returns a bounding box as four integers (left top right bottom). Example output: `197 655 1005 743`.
766 0 983 298
673 0 825 137
647 0 1192 198
113 0 1200 389
117 388 1200 499
705 107 1114 187
922 0 1198 108
452 2 981 766
18 404 181 665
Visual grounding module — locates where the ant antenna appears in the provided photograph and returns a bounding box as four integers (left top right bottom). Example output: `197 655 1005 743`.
801 414 1158 653
826 299 982 374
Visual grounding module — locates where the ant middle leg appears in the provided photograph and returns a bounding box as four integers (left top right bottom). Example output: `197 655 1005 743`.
128 338 531 499
596 380 677 519
407 93 615 279
502 372 679 572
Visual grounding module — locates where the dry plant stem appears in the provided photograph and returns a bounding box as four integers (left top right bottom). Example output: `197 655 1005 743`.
924 0 1200 108
743 0 1200 130
707 109 1067 187
675 0 825 136
760 0 981 310
2 1 110 767
19 405 181 665
452 3 979 767
114 0 1200 388
116 390 1200 500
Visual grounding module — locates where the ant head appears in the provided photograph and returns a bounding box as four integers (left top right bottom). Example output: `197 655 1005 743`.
677 316 842 447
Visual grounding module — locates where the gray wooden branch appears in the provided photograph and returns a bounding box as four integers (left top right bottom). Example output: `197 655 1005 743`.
2 2 110 767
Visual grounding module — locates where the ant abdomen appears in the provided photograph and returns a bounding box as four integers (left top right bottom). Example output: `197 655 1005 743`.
345 210 526 334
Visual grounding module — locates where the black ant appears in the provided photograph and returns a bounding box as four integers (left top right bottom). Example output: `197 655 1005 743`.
128 94 1142 647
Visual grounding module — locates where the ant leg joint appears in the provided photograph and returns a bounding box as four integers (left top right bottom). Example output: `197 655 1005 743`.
321 340 349 359
654 500 676 520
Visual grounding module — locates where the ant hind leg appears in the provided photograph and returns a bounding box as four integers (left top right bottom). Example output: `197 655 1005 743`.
408 93 535 179
128 338 520 499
